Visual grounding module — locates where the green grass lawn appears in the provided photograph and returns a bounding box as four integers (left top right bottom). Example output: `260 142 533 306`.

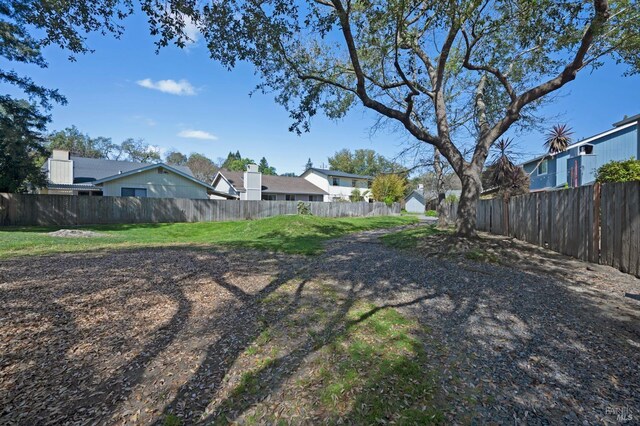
203 279 447 425
381 224 449 250
0 215 417 258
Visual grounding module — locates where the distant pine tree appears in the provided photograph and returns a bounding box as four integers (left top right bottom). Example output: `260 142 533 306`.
305 158 313 170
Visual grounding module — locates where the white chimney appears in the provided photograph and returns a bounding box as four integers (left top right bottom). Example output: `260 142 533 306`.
244 164 262 200
417 183 424 190
52 149 70 160
48 150 73 184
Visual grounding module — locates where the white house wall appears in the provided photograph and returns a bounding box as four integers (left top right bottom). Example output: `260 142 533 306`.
405 196 425 213
302 172 330 200
213 178 239 197
302 171 371 201
101 168 209 199
326 177 372 201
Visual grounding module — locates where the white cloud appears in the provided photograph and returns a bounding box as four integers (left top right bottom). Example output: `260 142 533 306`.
177 129 218 141
136 78 196 96
183 16 199 46
131 115 157 126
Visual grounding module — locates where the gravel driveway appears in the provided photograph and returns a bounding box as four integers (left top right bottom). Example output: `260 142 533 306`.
1 226 638 424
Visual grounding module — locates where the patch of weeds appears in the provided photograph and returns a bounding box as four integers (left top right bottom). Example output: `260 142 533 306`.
465 249 499 263
234 371 260 396
312 302 445 424
308 308 328 323
163 413 182 426
307 329 325 350
255 329 272 346
320 283 339 301
381 225 450 250
425 210 438 217
244 345 259 356
260 292 288 307
258 357 276 369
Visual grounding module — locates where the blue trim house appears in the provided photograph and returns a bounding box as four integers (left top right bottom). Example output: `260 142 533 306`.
522 114 640 191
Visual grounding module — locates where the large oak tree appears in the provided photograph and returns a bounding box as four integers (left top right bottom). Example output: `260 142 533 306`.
184 0 637 235
3 1 637 234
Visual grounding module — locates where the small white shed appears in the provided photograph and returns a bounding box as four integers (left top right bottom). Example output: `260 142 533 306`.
404 190 426 213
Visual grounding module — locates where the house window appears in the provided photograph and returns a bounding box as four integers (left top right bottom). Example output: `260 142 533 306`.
262 194 276 201
121 188 147 197
367 180 372 188
309 195 322 202
352 179 357 187
286 194 295 201
332 177 339 186
538 160 548 175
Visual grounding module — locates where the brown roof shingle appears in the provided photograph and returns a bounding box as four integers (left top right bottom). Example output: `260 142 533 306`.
218 170 328 195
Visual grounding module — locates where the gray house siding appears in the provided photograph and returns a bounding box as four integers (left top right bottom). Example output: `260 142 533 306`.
101 168 210 199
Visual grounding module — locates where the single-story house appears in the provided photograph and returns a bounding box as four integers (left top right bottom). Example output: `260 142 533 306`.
211 164 328 201
40 149 233 199
300 168 373 202
522 113 639 191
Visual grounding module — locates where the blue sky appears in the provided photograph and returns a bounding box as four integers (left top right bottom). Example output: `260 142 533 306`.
8 12 639 175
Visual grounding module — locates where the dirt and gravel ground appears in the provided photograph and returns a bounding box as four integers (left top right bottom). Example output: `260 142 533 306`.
1 225 638 425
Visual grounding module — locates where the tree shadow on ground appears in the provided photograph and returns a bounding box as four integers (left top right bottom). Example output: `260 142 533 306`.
1 226 639 424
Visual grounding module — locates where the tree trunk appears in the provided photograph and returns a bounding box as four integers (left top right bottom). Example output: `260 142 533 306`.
433 149 447 227
455 165 483 237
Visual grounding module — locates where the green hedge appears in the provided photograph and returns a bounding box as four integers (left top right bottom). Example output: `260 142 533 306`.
595 158 640 183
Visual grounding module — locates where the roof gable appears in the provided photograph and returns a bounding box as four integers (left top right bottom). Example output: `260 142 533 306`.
92 163 215 190
216 170 328 195
65 156 194 182
302 168 374 180
405 190 425 204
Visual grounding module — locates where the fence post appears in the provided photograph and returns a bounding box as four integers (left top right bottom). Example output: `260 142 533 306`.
0 193 7 226
592 183 601 264
503 197 510 236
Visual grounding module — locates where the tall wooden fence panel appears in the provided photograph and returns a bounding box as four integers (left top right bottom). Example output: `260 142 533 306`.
459 182 638 277
600 182 640 277
0 193 400 227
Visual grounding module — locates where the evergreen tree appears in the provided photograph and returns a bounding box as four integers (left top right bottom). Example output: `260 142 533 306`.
0 98 48 193
258 157 276 175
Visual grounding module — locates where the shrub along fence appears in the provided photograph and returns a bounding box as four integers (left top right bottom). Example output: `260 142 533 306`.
0 193 400 227
445 182 639 277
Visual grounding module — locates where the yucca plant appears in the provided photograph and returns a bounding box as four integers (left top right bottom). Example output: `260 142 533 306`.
529 124 574 176
544 124 574 154
484 138 530 198
490 138 516 187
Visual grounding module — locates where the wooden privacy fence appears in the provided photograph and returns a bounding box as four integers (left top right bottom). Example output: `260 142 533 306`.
0 193 400 227
460 182 640 277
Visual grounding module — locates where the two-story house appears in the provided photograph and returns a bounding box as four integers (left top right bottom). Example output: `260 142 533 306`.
522 114 639 191
211 164 328 201
300 168 373 202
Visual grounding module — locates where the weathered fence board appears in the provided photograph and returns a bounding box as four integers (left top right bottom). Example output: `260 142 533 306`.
470 182 639 277
0 193 400 227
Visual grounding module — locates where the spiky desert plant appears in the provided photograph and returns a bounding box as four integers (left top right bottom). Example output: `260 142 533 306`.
544 124 574 154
